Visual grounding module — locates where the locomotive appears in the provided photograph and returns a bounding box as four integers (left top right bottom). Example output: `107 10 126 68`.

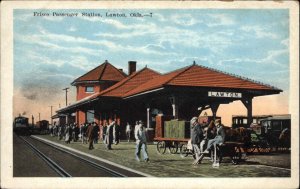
13 116 31 135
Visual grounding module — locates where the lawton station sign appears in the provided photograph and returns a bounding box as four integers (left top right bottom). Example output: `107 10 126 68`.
208 91 242 98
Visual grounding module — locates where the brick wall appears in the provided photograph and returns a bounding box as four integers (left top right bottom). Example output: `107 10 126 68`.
76 110 86 125
76 85 100 101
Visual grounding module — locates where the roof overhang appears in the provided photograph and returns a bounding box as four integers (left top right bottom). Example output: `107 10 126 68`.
71 80 118 86
56 97 99 113
51 113 67 119
123 87 164 99
58 83 282 114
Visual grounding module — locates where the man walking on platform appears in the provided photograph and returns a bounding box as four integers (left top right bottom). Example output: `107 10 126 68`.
86 123 94 150
134 121 149 162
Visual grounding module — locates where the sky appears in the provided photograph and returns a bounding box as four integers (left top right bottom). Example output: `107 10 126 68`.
13 9 290 125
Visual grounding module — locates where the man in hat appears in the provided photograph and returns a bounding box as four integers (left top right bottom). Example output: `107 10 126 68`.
203 119 226 153
85 123 94 150
134 121 149 162
190 117 204 165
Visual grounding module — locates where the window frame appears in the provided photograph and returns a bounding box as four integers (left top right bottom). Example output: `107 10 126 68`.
85 86 94 93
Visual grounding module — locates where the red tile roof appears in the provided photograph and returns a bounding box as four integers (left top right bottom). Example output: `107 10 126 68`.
58 63 281 113
124 64 280 97
168 65 275 89
71 60 127 85
96 67 161 98
124 66 190 97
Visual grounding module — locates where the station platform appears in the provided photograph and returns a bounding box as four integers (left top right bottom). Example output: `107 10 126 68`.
35 134 291 177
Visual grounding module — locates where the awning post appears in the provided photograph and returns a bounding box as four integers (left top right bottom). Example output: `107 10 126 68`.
242 97 253 127
210 104 220 120
147 107 150 128
170 96 178 119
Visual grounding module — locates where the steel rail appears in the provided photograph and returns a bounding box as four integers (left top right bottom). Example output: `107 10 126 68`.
30 136 127 177
19 136 72 177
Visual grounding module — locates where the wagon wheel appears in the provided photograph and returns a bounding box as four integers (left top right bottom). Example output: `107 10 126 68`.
169 142 179 154
258 142 272 154
179 144 189 158
231 146 242 165
262 146 272 153
245 145 257 154
156 141 166 154
247 147 256 153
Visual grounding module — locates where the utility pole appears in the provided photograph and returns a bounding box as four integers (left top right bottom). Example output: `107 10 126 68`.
32 115 34 127
49 105 53 126
63 87 69 106
38 113 40 122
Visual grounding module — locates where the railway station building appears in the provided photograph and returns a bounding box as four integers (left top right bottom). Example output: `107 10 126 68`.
56 60 282 140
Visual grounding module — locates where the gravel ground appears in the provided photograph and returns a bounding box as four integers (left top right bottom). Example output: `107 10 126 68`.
246 153 290 169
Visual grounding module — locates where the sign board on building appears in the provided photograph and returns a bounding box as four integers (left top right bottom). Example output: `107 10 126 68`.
208 91 242 98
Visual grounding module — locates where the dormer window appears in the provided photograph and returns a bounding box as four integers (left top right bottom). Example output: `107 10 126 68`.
85 86 94 93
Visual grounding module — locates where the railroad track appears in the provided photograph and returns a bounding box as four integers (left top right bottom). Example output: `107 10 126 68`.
18 135 127 177
20 136 71 177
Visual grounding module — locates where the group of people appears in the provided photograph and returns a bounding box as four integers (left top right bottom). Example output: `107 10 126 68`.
49 122 80 143
49 120 149 162
102 121 121 150
49 117 225 165
190 117 226 165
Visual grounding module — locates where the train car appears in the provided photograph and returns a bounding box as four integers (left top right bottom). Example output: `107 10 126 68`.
13 116 30 135
35 120 49 134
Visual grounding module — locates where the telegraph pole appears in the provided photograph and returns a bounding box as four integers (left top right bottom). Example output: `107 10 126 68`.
63 88 69 106
38 113 40 122
49 105 53 126
32 115 34 127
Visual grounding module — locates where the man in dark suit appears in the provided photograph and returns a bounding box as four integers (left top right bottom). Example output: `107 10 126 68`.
85 123 94 150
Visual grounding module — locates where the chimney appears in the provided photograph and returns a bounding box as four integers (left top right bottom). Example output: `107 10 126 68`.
128 61 136 75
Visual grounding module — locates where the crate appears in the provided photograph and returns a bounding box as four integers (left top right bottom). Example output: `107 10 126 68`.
164 120 190 139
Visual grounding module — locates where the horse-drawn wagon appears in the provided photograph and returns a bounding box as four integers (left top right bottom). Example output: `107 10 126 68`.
233 115 291 154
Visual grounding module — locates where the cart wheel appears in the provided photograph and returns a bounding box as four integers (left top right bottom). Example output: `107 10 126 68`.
156 141 166 154
231 146 242 165
179 144 189 158
169 142 178 154
246 146 256 154
258 142 272 154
